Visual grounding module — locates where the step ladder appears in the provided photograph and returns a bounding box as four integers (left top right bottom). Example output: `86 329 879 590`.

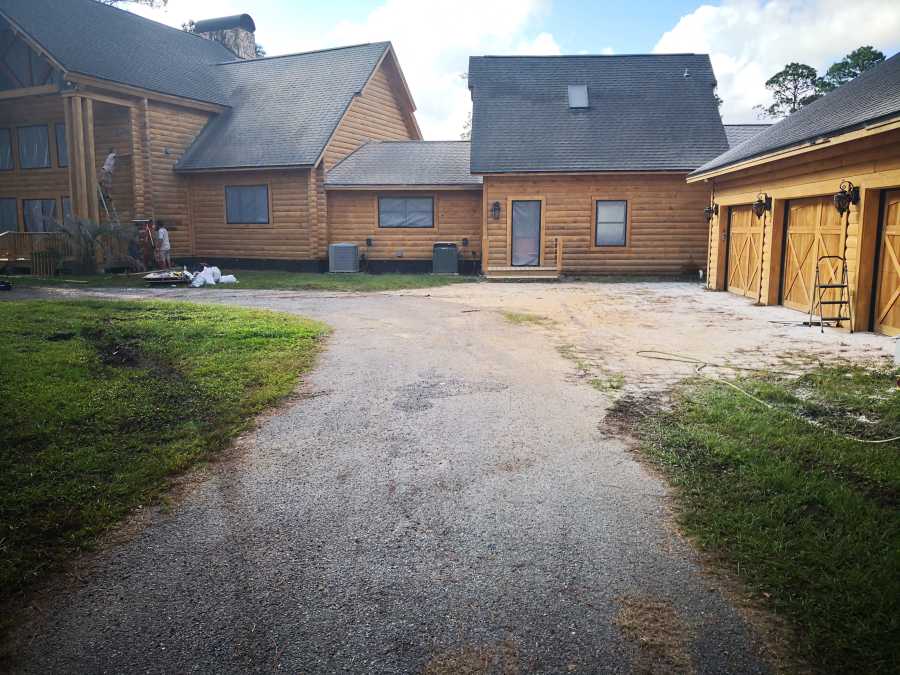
809 255 853 334
98 185 121 228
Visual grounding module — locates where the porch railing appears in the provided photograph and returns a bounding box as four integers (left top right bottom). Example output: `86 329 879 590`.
0 231 74 276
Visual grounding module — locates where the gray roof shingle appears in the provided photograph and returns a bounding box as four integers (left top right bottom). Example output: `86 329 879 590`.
693 51 900 176
724 124 771 148
176 43 391 171
325 141 481 187
0 0 237 105
468 53 728 173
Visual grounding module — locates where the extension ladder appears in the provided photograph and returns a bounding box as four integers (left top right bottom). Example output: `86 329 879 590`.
809 255 853 334
98 185 121 228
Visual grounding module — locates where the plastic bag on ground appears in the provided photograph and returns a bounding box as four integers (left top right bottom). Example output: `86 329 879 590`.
219 275 238 284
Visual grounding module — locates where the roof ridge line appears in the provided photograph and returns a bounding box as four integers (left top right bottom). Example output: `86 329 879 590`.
473 52 705 59
213 41 390 66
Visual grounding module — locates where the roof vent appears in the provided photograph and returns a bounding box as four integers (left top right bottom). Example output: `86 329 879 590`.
683 68 691 78
567 84 588 108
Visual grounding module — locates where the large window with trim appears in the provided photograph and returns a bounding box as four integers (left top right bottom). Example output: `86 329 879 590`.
18 125 50 169
23 198 57 232
0 198 17 232
0 129 12 170
595 200 628 247
378 196 434 228
225 185 269 224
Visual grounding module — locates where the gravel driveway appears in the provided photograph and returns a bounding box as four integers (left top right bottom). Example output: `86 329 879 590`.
9 287 775 674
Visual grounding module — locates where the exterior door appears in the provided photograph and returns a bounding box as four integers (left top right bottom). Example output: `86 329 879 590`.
510 200 541 266
874 190 900 336
726 205 762 298
781 196 843 313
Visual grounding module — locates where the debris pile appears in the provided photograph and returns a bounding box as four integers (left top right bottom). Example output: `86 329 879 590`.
142 265 238 287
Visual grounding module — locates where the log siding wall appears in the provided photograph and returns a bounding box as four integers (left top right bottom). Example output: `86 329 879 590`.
147 101 212 255
483 173 710 274
327 189 482 261
188 170 312 260
322 56 419 171
701 127 900 332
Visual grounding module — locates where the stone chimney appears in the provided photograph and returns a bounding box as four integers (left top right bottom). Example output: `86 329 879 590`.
194 14 257 60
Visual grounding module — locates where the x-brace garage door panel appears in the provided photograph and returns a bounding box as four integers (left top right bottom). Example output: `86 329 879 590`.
781 197 843 313
875 190 900 336
726 204 762 299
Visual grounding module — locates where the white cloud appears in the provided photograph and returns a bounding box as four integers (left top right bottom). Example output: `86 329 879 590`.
122 0 557 140
654 0 900 123
306 0 558 139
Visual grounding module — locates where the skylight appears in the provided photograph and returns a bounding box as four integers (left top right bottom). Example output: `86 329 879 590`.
568 84 588 108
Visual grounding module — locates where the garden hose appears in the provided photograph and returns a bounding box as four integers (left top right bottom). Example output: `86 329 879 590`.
635 350 900 445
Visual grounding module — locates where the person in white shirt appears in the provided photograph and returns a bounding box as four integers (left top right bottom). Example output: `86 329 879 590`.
156 222 172 269
99 148 116 196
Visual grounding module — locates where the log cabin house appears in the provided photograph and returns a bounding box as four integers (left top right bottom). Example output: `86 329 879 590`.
467 54 731 279
0 0 422 271
0 0 734 278
691 52 900 336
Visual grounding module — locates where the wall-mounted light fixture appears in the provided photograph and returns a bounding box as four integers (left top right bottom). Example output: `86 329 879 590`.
490 201 501 220
751 193 771 219
833 180 859 216
365 237 373 247
462 237 469 247
703 203 719 223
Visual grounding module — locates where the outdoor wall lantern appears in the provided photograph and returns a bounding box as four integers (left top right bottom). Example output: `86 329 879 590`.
833 180 860 216
490 201 501 220
751 193 771 219
703 203 719 223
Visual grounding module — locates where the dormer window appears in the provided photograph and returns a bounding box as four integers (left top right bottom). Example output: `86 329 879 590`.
568 84 588 108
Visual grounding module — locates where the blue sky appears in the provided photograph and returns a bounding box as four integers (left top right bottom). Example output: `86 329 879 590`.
129 0 900 139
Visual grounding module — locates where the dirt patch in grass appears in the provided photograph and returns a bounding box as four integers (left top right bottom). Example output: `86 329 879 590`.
615 595 694 674
501 310 554 327
423 639 521 675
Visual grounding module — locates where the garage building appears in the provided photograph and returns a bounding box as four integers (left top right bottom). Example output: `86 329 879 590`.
690 52 900 336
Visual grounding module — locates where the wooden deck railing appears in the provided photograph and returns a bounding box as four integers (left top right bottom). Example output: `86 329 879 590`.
0 231 74 276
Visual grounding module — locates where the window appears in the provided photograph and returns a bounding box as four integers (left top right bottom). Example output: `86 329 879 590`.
225 185 268 224
18 125 50 169
568 84 588 108
55 124 68 167
595 200 627 246
23 199 57 232
0 198 17 233
0 129 12 170
378 196 434 228
61 196 73 222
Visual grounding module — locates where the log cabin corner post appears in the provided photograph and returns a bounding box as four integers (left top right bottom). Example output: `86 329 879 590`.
82 97 99 224
69 95 89 219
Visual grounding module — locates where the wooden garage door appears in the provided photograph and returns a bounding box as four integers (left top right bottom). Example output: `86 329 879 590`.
781 196 843 313
726 205 762 298
874 190 900 336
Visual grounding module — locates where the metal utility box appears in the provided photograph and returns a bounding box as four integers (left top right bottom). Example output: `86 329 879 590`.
432 243 459 275
329 243 359 273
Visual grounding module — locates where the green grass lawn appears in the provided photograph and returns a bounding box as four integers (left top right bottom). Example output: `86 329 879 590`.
0 300 328 622
637 365 900 673
1 270 475 292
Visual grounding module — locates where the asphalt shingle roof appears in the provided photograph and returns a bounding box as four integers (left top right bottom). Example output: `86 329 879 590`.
177 43 391 171
693 52 900 176
325 141 481 187
724 124 771 148
468 53 728 174
0 0 237 105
